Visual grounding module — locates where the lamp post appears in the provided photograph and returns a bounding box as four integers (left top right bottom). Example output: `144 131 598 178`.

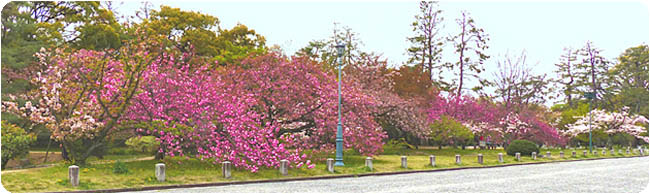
584 92 595 153
334 43 346 166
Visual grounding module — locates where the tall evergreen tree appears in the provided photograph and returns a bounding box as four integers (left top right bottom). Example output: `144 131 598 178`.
406 1 445 84
449 11 489 96
554 47 579 107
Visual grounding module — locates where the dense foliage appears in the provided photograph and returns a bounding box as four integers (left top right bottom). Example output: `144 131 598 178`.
505 140 539 156
1 121 37 169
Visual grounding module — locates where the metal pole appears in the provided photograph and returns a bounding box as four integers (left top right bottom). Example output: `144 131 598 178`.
589 99 592 153
335 53 344 166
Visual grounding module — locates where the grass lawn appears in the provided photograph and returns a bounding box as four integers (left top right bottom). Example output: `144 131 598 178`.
0 146 643 192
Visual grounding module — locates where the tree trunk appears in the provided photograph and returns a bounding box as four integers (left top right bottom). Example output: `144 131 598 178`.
43 138 52 163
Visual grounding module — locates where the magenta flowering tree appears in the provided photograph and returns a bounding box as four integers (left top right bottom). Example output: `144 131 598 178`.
124 52 311 172
428 94 565 146
224 53 387 156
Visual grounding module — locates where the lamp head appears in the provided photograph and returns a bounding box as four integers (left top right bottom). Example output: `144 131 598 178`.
335 44 346 57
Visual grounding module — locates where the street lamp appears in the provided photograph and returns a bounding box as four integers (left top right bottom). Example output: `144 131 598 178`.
334 43 346 166
584 92 595 153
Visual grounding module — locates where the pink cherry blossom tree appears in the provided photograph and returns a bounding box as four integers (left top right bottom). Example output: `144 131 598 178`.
565 107 649 144
124 51 312 172
223 53 387 157
1 41 152 164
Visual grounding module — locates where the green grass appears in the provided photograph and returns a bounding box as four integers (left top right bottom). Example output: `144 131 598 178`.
0 147 643 192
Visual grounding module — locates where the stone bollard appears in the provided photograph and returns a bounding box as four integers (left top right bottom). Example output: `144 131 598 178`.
326 158 335 173
155 163 165 182
583 150 587 157
560 151 564 158
532 152 537 160
626 147 630 154
619 149 623 155
429 155 436 167
222 161 232 179
455 154 462 165
610 149 614 155
401 156 408 168
546 151 551 158
639 148 644 156
69 165 79 187
365 157 373 171
572 150 576 157
279 160 289 176
515 153 521 161
498 153 504 163
602 149 606 155
477 154 483 164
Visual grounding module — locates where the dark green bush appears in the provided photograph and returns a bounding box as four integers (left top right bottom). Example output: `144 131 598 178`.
1 121 36 169
506 140 539 156
112 160 129 174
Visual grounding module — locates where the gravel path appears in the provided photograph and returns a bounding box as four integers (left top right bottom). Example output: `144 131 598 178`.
145 157 649 193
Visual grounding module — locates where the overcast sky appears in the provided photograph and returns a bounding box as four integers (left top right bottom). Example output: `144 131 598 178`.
115 0 649 104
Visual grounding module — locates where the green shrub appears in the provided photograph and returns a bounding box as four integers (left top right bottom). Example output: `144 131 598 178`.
430 116 474 148
506 140 539 156
125 136 160 154
112 160 129 174
1 121 36 169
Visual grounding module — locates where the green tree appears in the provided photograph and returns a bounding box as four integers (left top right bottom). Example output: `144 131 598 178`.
296 24 367 73
448 11 489 95
407 1 445 83
1 121 37 169
575 41 610 108
430 116 474 149
139 6 266 66
607 44 648 117
553 47 580 108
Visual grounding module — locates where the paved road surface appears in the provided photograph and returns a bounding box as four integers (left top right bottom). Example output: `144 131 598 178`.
145 157 649 193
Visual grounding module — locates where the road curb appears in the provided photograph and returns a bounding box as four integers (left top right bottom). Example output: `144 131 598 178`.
58 155 647 193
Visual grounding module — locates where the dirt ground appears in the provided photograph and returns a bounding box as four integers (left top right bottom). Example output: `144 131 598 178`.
4 151 63 169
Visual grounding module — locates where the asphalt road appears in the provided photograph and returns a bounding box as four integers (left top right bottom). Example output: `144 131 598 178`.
145 157 649 193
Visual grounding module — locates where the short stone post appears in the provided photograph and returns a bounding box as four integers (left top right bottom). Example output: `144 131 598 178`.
583 150 587 157
429 155 436 167
515 153 521 161
601 149 606 155
546 151 551 158
279 159 289 176
532 152 537 160
477 154 483 164
610 149 614 155
498 153 504 163
326 158 335 173
69 165 79 187
455 154 462 165
560 151 564 158
572 150 576 157
365 157 373 171
155 163 165 182
222 161 232 179
401 156 408 168
626 147 630 154
619 149 622 155
639 148 644 156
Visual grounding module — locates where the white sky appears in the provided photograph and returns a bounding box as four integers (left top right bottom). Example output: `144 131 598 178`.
114 0 650 104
